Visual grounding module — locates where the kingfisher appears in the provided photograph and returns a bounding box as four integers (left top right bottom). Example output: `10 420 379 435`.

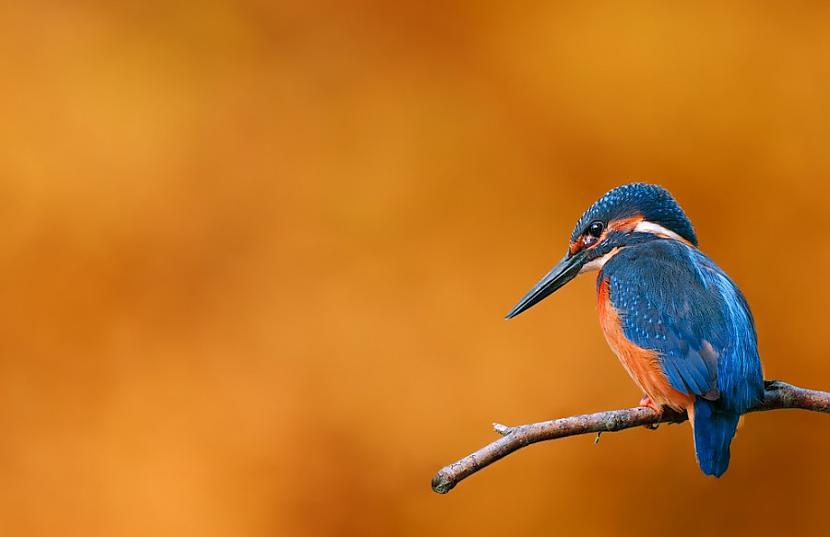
505 183 764 477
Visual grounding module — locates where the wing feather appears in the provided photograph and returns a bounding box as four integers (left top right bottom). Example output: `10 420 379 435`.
602 239 760 409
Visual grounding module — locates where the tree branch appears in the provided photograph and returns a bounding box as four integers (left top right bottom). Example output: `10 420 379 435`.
431 380 830 494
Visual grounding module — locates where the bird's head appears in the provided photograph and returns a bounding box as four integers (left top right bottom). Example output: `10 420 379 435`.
505 183 697 319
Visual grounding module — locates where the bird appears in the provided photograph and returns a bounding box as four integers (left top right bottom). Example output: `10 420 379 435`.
505 183 764 477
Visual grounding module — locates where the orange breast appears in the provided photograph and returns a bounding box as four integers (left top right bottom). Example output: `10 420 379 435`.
596 278 694 412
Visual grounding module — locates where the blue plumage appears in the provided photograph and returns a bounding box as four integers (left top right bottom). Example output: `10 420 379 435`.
600 240 763 411
693 398 740 477
506 182 765 477
571 183 699 246
599 238 764 475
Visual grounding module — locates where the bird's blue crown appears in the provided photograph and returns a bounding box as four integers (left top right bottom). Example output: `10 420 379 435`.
570 183 698 246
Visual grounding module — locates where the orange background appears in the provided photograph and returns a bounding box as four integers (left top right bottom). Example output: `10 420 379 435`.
2 2 829 536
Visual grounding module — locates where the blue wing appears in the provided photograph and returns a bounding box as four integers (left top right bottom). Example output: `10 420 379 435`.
599 239 764 413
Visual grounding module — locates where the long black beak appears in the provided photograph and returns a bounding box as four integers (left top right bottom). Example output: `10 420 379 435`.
505 251 586 319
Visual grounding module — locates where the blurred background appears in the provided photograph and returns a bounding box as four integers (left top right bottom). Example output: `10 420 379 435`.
1 1 829 536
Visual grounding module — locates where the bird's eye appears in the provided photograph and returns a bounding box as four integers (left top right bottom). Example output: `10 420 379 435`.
587 221 605 238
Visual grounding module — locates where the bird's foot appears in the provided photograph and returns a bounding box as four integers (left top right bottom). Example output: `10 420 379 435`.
638 394 662 412
638 395 662 430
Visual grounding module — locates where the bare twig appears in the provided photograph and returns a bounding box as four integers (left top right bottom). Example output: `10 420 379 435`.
431 380 830 494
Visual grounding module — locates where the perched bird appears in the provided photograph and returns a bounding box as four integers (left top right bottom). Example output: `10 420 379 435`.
505 183 764 477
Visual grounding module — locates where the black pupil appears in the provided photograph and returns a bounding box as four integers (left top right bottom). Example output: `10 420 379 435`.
588 222 604 237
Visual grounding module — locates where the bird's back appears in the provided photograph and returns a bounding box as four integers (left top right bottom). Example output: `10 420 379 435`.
598 239 764 475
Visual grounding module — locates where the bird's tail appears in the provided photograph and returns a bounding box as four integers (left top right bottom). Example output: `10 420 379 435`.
690 398 740 477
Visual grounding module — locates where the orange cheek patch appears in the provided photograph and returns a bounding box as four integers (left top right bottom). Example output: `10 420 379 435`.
571 214 644 255
569 238 585 255
608 214 644 233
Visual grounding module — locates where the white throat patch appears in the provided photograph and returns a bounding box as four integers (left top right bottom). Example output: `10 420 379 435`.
579 249 619 273
633 220 686 242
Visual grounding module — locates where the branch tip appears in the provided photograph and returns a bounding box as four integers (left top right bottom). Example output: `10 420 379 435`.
432 380 829 494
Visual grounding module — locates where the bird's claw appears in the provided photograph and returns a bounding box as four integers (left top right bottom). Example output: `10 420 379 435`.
638 395 662 413
638 395 662 430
